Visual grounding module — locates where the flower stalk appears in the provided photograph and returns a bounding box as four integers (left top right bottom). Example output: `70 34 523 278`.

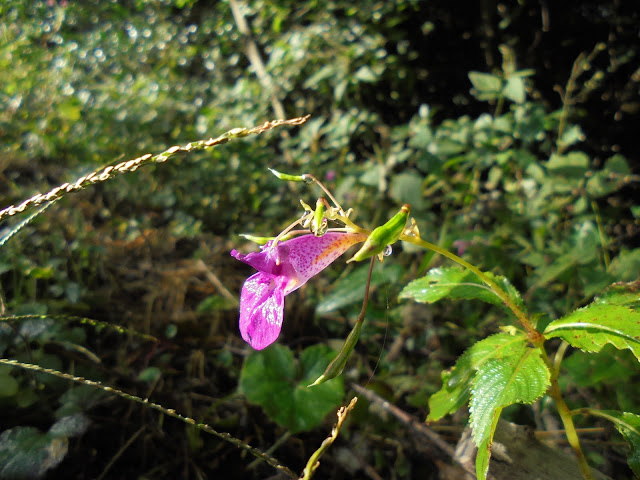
399 233 541 343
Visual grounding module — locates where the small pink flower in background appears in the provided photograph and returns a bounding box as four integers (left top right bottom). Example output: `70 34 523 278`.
231 232 367 350
452 239 470 256
325 170 336 181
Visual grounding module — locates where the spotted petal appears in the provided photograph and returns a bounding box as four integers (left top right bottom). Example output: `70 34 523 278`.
282 232 367 291
239 272 288 350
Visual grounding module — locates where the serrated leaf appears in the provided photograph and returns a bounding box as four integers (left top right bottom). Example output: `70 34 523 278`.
475 413 501 480
427 333 528 422
399 266 525 316
544 303 640 361
594 280 640 307
593 410 640 476
427 372 471 422
470 349 550 447
316 263 402 314
239 344 344 433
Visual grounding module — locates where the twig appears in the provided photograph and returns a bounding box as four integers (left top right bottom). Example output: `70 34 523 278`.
0 116 309 223
351 384 478 478
195 259 239 306
351 384 456 458
229 0 293 164
300 397 358 479
95 425 146 480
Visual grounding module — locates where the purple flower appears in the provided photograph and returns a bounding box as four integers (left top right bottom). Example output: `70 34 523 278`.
231 232 367 350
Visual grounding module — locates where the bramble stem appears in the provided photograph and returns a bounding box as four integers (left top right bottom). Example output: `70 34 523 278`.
399 234 541 342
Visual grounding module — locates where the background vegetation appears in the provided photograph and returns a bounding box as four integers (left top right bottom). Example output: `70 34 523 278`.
1 0 639 478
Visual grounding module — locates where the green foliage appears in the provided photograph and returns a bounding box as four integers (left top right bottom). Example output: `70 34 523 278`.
316 262 402 314
239 344 344 433
399 266 525 315
427 333 530 422
0 0 638 478
0 413 88 480
595 411 640 477
470 349 550 479
544 282 640 361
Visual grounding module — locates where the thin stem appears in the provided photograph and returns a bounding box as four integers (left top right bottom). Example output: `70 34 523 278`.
272 217 304 246
0 358 298 479
359 257 376 324
0 116 310 223
400 233 541 342
300 397 358 479
590 199 610 269
552 340 570 377
547 379 595 480
301 174 345 213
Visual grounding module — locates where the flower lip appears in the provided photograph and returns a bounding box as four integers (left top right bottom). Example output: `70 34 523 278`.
231 231 367 349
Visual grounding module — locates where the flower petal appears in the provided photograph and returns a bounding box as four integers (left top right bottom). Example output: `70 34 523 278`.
281 232 367 292
230 246 278 275
239 272 287 350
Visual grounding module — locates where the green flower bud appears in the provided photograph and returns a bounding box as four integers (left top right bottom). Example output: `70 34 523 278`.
268 168 305 182
308 319 363 387
347 204 410 263
311 198 328 236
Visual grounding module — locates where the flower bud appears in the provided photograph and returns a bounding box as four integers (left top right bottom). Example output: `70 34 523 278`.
347 204 410 263
268 168 305 182
309 320 363 387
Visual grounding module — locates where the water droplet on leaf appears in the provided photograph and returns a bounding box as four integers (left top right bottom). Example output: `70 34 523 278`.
383 245 393 256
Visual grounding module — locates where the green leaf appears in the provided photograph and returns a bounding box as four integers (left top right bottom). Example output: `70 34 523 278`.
48 414 91 438
399 266 525 315
557 124 584 150
475 413 501 480
469 71 502 101
594 280 640 307
546 152 589 179
592 410 640 476
0 371 19 398
503 76 525 103
427 370 471 422
563 346 636 388
470 349 550 479
427 333 528 422
239 344 344 433
316 263 402 314
137 366 162 383
55 385 107 419
544 299 640 361
196 295 238 312
0 426 69 479
389 173 424 208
